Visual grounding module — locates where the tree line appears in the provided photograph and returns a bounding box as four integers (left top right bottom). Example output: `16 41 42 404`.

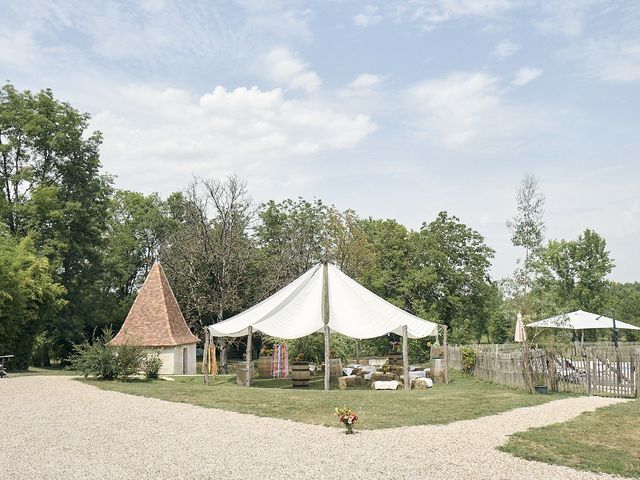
1 83 638 369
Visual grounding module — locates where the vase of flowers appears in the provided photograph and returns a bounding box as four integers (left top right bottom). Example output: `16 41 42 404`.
335 406 359 434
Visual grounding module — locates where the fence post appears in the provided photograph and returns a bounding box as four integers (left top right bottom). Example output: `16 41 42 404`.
585 348 591 395
636 353 639 398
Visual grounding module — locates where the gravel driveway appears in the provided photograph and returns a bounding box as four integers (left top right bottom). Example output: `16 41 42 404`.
1 376 629 479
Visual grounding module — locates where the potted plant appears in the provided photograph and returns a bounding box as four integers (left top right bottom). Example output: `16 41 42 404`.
292 353 310 387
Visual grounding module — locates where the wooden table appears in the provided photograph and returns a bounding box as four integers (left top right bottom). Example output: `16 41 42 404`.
0 355 14 378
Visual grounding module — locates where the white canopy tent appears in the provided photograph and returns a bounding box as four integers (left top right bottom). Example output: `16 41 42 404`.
206 263 439 390
527 310 640 331
527 309 639 346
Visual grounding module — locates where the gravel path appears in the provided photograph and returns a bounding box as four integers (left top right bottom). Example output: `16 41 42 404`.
1 376 630 480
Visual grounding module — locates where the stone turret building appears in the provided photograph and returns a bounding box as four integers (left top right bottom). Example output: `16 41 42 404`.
109 262 199 374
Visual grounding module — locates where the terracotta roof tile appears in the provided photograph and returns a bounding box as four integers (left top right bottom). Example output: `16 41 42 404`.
109 263 200 347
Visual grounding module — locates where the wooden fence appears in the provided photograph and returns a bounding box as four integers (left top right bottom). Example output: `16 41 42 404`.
441 344 639 398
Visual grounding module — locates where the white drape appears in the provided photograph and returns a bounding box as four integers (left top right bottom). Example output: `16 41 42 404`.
207 263 438 339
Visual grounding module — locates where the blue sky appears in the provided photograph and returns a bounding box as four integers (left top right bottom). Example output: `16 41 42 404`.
2 0 639 281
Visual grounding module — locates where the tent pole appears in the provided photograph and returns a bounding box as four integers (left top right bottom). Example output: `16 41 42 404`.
245 326 253 387
203 327 210 386
402 325 410 390
322 263 330 391
443 325 449 385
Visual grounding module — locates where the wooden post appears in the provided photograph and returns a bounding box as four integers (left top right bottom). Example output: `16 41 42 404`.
203 327 210 385
635 350 640 398
322 263 331 391
443 325 449 384
245 326 253 387
585 348 592 395
402 325 410 390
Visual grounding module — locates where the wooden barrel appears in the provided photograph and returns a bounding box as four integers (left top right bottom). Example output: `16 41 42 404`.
258 355 272 378
292 362 310 387
431 358 445 383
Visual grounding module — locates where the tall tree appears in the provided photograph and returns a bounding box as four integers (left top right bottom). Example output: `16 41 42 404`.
0 83 111 361
507 174 545 302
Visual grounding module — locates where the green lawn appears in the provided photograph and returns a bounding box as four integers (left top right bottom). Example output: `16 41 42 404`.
501 399 640 478
82 371 570 430
11 366 77 376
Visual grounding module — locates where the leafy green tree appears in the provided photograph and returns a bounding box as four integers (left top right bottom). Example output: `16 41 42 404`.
534 229 614 314
0 83 112 361
0 230 64 368
412 212 495 343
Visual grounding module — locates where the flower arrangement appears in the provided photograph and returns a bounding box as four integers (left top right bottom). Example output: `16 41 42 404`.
381 364 389 374
260 347 273 356
390 340 400 352
335 406 358 434
294 352 305 363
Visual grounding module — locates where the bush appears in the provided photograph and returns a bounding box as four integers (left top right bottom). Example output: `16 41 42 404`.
142 352 163 379
460 346 477 373
116 344 147 380
67 327 146 380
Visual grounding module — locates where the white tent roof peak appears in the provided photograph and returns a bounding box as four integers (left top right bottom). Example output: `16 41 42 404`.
208 262 438 339
527 310 640 331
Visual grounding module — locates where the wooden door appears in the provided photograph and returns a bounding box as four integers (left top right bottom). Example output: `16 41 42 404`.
182 347 187 374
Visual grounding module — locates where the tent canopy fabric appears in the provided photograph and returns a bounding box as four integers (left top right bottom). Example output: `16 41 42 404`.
208 263 438 340
527 310 640 331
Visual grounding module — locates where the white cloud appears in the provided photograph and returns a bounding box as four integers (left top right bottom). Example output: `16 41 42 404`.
354 5 383 28
408 72 502 148
512 67 543 86
91 84 375 191
406 70 561 150
349 73 383 90
533 0 601 38
576 37 640 83
492 39 519 58
396 0 512 29
259 47 322 93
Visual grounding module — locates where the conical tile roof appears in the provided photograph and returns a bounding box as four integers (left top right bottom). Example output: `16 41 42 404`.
109 263 199 347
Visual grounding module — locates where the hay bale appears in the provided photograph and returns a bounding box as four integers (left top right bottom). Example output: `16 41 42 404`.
339 375 363 390
372 380 401 390
411 377 433 390
370 372 397 382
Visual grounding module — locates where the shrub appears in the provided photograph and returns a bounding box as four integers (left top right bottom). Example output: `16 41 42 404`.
460 346 477 374
67 327 146 380
142 352 163 379
68 327 119 379
116 344 147 380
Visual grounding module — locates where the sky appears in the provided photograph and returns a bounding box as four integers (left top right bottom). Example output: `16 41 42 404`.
2 0 639 282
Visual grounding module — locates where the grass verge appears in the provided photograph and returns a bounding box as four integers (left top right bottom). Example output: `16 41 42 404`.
500 399 640 478
82 370 570 430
